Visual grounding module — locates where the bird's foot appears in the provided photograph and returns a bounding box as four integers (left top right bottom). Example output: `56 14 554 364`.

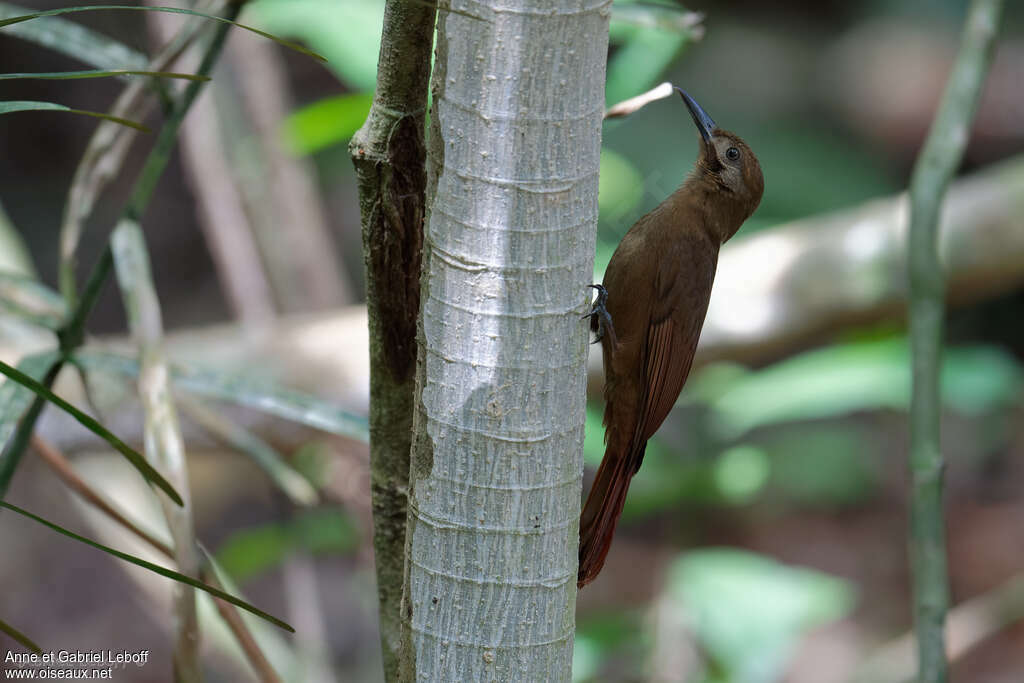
583 284 615 345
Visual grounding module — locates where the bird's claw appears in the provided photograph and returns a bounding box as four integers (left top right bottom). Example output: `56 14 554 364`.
583 284 614 345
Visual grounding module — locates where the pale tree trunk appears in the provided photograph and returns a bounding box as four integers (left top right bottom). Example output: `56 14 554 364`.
400 1 610 680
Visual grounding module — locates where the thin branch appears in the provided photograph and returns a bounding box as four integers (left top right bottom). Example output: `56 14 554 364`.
604 81 673 119
199 563 283 683
31 433 173 557
905 1 1003 681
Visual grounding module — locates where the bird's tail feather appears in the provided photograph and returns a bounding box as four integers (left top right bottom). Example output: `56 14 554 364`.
578 443 642 587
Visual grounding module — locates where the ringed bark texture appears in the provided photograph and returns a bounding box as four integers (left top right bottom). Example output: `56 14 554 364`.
402 0 610 679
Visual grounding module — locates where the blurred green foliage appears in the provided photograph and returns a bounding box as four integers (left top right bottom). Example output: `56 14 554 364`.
605 0 696 105
290 440 336 490
573 610 648 682
245 0 382 90
585 335 1022 523
574 550 856 682
283 92 373 156
704 338 1021 438
762 426 876 507
598 148 646 226
246 0 382 157
668 549 855 683
216 506 359 583
713 444 771 504
742 124 900 229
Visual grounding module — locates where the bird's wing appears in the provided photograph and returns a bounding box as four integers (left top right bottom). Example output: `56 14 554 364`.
629 314 700 465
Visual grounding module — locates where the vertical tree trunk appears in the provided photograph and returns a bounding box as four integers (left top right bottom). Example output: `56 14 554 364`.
349 1 436 679
401 1 610 680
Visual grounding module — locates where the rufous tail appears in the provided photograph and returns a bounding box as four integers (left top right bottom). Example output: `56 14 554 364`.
578 444 641 588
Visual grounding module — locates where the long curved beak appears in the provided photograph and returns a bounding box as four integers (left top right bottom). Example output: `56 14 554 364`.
675 87 716 142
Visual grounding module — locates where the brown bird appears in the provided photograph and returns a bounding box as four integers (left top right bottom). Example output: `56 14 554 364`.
579 88 764 588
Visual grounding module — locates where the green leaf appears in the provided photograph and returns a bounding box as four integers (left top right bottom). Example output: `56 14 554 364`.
666 549 855 682
216 524 291 584
0 5 326 62
0 359 183 506
605 21 693 106
0 1 146 72
706 338 1023 438
0 70 210 81
598 148 644 223
583 403 606 468
0 199 36 277
0 501 294 633
293 507 358 555
763 427 876 507
0 272 68 330
216 507 358 582
245 0 383 89
573 611 645 682
283 92 373 156
0 352 58 451
942 345 1022 415
712 444 770 504
75 351 369 442
0 101 148 131
0 354 60 499
0 616 42 654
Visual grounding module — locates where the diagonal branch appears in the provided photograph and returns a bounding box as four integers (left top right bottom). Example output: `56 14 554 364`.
30 434 283 683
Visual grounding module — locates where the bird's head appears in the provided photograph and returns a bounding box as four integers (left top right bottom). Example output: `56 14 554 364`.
677 88 764 234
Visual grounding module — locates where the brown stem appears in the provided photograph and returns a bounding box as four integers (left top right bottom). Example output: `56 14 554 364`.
348 0 436 678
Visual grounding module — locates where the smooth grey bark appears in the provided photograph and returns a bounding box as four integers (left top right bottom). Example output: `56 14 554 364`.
348 0 436 679
401 1 610 680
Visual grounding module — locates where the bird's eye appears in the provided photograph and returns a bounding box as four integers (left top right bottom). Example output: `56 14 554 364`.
726 147 740 161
